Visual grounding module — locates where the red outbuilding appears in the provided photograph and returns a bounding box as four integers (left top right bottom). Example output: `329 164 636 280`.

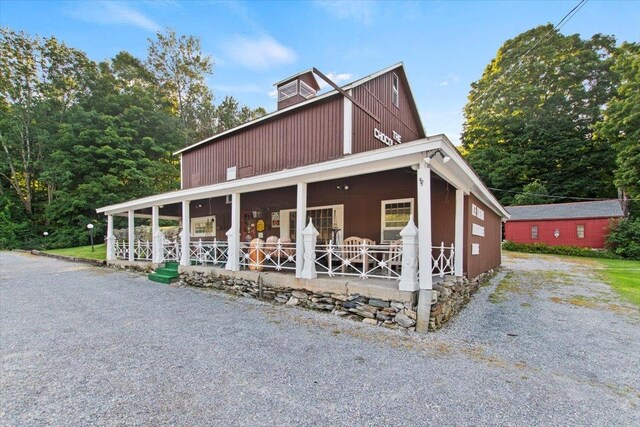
504 200 625 248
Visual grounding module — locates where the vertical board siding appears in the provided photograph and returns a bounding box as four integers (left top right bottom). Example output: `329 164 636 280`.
505 218 612 248
464 194 502 279
351 70 424 154
182 96 343 189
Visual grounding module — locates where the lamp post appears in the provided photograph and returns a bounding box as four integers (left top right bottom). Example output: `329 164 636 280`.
43 231 49 250
87 223 95 252
43 231 49 238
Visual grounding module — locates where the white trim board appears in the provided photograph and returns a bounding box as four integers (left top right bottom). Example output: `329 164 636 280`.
98 135 509 220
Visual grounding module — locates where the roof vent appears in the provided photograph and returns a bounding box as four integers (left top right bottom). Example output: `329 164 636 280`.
274 70 320 110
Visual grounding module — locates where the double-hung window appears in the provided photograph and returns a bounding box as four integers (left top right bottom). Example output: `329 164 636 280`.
531 225 539 239
191 215 216 238
577 224 585 239
392 73 399 107
381 198 413 242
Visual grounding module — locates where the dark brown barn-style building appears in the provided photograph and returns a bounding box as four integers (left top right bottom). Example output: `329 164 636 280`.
97 63 509 330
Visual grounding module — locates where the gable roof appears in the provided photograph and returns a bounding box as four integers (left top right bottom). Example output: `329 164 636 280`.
505 200 624 221
174 62 425 155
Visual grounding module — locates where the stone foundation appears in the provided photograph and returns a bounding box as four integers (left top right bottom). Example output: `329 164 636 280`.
181 272 418 330
429 270 494 330
179 270 493 331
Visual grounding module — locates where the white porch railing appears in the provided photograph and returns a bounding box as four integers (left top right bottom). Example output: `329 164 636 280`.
431 242 455 277
189 239 229 266
315 240 403 279
239 239 297 271
114 239 129 260
163 238 181 262
133 240 152 261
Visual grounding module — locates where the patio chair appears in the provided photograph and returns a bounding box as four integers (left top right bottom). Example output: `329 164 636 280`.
385 239 403 277
341 236 376 274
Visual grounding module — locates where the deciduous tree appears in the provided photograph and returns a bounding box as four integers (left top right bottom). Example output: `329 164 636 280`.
461 25 617 205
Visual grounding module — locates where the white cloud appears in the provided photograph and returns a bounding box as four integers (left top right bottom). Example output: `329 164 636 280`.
314 0 376 25
267 88 278 99
317 72 353 89
438 74 460 87
222 35 296 70
67 1 160 32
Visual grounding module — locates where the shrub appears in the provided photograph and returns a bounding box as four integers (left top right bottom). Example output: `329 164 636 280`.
606 218 640 260
502 241 621 259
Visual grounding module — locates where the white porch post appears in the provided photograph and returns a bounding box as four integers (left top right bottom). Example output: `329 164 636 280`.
295 183 307 279
106 214 115 261
180 200 190 266
128 210 135 262
301 219 319 279
225 193 240 272
152 206 163 264
398 215 419 291
416 164 433 333
454 189 465 277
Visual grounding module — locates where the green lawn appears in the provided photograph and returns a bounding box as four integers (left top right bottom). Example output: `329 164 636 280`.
45 244 106 261
597 258 640 307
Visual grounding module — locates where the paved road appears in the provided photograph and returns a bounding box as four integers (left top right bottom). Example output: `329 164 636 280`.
1 251 638 426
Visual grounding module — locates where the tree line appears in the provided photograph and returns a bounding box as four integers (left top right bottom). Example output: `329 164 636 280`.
462 25 639 208
461 25 639 257
0 27 265 249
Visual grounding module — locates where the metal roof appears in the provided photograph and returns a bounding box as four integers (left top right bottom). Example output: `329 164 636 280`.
505 200 624 221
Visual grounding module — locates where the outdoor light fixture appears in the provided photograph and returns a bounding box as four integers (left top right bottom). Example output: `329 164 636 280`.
336 184 350 191
43 232 49 237
424 149 451 165
554 229 560 238
87 223 95 252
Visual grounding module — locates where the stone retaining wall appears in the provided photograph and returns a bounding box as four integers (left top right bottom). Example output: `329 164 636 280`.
180 270 492 331
429 271 493 330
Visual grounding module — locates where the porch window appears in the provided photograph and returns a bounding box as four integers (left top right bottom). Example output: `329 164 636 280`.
281 205 344 244
392 73 399 107
191 215 216 238
577 224 585 239
381 198 413 242
531 225 539 239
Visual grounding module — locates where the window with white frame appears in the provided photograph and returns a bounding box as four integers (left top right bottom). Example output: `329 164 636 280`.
391 73 399 107
280 205 344 244
577 224 585 239
191 215 216 238
531 225 539 239
381 198 413 242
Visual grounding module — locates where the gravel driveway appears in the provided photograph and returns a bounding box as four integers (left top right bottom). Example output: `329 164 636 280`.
1 251 638 426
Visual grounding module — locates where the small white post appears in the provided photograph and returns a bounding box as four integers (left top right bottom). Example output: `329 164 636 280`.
128 210 135 262
454 188 464 277
106 214 115 262
398 215 419 291
225 193 240 272
152 206 164 264
180 200 190 266
295 183 307 278
301 218 319 280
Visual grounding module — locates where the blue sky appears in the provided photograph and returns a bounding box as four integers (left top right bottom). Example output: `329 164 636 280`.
2 0 639 144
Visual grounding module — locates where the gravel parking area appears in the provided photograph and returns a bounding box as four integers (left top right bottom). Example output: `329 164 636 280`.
1 251 638 426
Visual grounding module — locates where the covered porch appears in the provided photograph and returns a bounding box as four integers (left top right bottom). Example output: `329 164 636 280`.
98 137 480 294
